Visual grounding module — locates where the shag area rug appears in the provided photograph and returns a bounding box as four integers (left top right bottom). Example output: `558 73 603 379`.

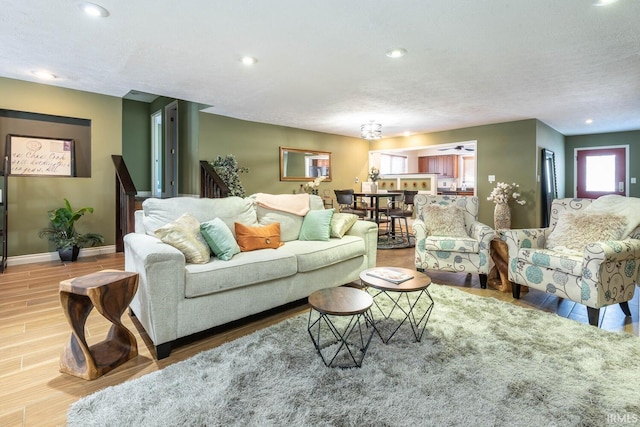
67 284 640 427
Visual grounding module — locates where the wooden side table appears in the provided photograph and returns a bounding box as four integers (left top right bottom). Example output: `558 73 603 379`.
488 238 528 293
360 267 433 343
59 269 139 380
307 287 375 368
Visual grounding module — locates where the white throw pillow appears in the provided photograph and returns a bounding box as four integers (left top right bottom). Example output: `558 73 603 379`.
421 204 468 237
546 212 628 252
154 213 211 264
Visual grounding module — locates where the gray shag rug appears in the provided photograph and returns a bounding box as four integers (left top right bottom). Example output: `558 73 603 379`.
67 284 640 427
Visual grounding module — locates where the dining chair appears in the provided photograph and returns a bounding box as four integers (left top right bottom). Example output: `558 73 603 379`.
334 189 367 218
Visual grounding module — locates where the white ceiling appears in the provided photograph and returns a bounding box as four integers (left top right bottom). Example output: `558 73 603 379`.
2 0 639 139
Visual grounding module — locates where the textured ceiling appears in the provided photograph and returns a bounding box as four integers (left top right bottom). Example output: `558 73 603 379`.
1 0 639 138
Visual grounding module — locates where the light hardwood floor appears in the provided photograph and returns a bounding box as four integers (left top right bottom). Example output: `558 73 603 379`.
1 249 638 426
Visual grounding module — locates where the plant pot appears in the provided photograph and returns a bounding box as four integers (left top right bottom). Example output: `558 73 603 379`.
58 246 80 262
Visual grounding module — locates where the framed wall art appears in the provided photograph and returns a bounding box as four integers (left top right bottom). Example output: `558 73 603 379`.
6 134 75 177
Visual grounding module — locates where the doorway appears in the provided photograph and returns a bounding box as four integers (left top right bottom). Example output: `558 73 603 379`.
575 146 627 198
164 101 179 197
150 110 162 198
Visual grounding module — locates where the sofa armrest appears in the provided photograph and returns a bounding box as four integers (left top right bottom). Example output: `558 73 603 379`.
124 232 186 345
582 239 640 306
502 228 548 261
584 239 640 263
345 220 379 268
469 221 495 248
412 219 427 242
134 210 145 234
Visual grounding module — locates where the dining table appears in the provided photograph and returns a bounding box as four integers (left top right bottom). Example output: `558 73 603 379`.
353 191 403 225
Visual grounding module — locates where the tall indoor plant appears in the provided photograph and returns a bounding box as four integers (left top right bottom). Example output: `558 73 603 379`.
38 198 104 262
210 155 249 197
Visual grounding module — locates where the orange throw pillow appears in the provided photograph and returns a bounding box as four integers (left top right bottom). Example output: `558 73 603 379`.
234 222 284 252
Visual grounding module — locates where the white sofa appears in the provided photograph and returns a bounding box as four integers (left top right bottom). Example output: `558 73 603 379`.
124 194 378 359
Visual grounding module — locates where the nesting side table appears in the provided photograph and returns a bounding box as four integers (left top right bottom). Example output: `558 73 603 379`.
360 267 434 343
59 269 139 380
307 286 375 368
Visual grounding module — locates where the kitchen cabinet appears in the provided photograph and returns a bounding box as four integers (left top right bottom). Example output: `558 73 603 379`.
418 155 458 178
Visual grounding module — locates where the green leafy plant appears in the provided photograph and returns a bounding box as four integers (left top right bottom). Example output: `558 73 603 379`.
38 198 104 249
210 155 249 197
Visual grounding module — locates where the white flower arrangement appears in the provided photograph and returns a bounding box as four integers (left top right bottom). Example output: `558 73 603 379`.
304 175 327 192
368 166 380 182
487 182 526 205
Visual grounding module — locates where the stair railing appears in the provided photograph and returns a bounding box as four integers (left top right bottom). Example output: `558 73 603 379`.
111 155 137 252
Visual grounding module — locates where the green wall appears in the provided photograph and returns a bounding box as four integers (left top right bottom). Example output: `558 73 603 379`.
178 100 201 195
564 130 640 198
198 114 370 197
122 99 150 191
0 77 121 256
122 98 202 195
374 119 539 228
536 121 566 224
3 75 637 258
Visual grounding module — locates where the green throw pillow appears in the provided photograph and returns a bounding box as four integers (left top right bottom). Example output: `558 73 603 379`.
299 209 334 241
200 217 241 261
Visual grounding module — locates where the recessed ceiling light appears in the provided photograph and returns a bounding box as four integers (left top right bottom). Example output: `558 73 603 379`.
76 1 110 17
385 48 407 59
241 56 257 66
593 0 618 6
31 70 57 80
585 119 593 124
403 131 411 137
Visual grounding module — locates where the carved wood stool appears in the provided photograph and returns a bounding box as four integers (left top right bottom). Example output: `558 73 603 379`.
59 269 139 380
488 237 528 293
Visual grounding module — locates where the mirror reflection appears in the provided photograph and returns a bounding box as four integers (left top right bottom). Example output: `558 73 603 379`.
541 148 558 227
280 147 331 181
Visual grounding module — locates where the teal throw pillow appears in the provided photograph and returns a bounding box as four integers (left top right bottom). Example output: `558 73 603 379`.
299 209 334 241
200 217 241 261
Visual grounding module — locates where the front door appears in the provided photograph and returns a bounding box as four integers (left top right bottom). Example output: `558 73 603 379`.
575 147 627 198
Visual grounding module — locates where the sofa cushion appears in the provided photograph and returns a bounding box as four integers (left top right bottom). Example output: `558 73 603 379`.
200 218 241 261
330 213 359 238
142 196 257 236
255 205 304 242
184 250 298 297
421 204 468 237
252 194 325 242
299 209 334 241
518 248 583 276
546 212 627 252
283 236 365 273
424 236 479 253
154 213 211 264
235 222 284 251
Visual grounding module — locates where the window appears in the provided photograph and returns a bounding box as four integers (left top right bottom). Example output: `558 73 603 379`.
576 147 626 198
462 156 475 186
585 155 615 192
379 154 407 174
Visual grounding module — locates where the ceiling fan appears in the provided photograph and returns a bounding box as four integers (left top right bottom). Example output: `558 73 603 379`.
438 145 475 152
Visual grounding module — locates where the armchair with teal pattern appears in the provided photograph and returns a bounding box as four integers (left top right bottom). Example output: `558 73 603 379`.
413 195 494 288
503 197 640 327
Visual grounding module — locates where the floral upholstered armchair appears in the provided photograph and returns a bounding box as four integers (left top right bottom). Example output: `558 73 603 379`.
413 195 495 288
503 196 640 327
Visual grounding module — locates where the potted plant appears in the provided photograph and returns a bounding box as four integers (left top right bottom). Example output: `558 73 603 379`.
38 198 104 262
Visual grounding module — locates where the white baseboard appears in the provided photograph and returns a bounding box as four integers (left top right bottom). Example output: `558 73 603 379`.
7 245 117 266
